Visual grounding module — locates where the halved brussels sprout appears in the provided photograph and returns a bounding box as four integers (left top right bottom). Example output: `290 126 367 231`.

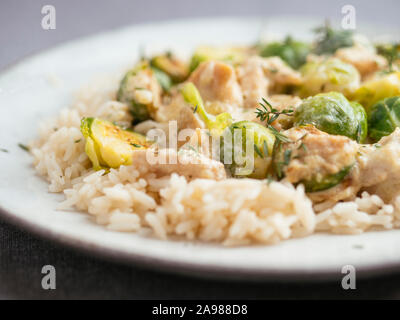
353 71 400 112
294 92 367 142
150 54 189 83
189 46 246 72
272 125 357 192
222 120 276 179
298 58 360 98
259 36 311 69
368 96 400 141
117 61 165 123
81 117 151 170
180 82 233 136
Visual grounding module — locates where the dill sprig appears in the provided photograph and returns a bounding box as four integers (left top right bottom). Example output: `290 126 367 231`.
255 98 293 143
376 43 400 73
313 20 354 55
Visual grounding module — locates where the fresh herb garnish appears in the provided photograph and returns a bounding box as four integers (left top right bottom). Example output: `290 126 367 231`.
298 142 308 152
18 143 30 152
193 105 198 114
356 124 362 143
283 149 292 165
74 139 81 143
0 148 8 153
262 140 269 157
130 143 142 148
254 143 263 158
376 43 400 73
313 21 354 55
255 98 293 143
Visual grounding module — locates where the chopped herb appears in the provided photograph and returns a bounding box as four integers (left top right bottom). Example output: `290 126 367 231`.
283 149 292 165
193 105 198 114
74 139 82 143
0 148 8 153
262 140 269 157
266 175 274 185
299 142 308 152
18 143 30 152
130 143 142 148
254 144 263 158
356 124 362 143
186 145 199 155
374 143 382 149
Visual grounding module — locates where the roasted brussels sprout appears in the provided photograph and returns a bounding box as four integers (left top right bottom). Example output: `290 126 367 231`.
151 67 172 92
259 36 311 69
181 82 233 136
189 46 246 72
298 58 360 98
150 53 189 83
222 121 276 178
313 23 354 55
294 92 367 142
353 71 400 111
181 82 276 178
272 125 357 192
368 96 400 141
81 117 151 170
118 66 151 123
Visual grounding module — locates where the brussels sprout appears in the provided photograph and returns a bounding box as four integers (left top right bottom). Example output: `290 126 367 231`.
294 92 367 142
180 82 233 136
150 53 189 83
117 65 152 123
368 96 400 141
313 23 354 55
259 36 311 69
189 46 246 72
81 117 151 170
298 58 360 98
222 121 276 178
272 125 357 192
353 71 400 111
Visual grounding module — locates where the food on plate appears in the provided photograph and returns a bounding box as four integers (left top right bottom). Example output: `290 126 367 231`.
30 23 400 245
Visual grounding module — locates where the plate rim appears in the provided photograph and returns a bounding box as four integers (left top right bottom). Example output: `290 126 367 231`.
1 15 400 282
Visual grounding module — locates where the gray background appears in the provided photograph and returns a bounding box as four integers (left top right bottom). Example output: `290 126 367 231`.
1 0 400 299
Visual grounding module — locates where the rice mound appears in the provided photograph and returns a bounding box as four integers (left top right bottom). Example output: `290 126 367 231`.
30 78 400 245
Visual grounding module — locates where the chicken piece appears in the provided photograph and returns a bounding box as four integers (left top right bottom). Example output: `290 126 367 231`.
275 126 360 203
358 128 400 202
237 56 302 108
236 56 269 109
335 45 387 79
188 60 243 107
180 128 222 160
263 57 303 91
131 148 226 181
155 92 205 131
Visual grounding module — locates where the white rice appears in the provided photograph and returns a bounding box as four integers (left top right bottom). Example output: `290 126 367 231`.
30 78 400 245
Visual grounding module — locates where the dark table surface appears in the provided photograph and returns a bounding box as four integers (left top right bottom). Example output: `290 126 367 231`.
1 0 400 299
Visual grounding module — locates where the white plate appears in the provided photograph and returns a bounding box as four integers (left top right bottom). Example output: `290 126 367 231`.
1 16 400 281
